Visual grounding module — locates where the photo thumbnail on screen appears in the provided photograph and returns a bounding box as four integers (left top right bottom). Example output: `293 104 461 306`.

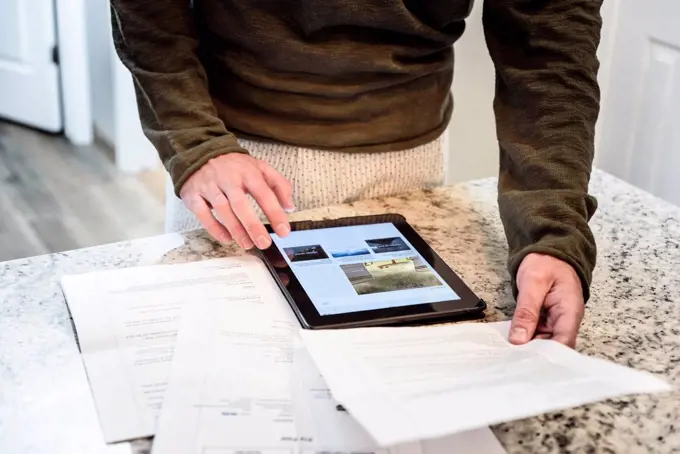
340 256 442 295
329 247 371 258
284 245 329 262
365 237 411 254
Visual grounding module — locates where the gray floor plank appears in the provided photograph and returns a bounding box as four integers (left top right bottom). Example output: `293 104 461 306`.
29 216 85 253
94 178 165 236
0 191 48 261
0 126 64 219
59 183 150 247
0 150 11 182
0 121 166 260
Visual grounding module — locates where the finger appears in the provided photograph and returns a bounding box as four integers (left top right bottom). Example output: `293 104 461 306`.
510 274 553 345
273 256 287 269
261 245 286 268
535 312 552 336
258 160 295 212
224 185 271 250
550 299 584 348
244 176 290 239
278 273 290 287
204 189 252 250
183 195 231 243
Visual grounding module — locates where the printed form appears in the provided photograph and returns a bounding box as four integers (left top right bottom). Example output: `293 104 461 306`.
300 322 673 447
150 261 505 454
60 256 274 442
62 256 504 452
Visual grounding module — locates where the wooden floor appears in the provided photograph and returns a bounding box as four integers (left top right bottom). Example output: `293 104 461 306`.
0 121 166 262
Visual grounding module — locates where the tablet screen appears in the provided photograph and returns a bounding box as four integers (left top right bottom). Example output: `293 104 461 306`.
270 222 460 316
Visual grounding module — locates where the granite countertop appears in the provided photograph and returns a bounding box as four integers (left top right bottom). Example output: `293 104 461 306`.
1 169 679 454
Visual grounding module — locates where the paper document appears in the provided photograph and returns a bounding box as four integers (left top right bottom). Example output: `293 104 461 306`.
300 322 672 447
60 256 270 442
151 264 506 454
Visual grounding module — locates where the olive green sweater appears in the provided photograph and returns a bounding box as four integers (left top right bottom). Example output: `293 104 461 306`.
110 0 603 301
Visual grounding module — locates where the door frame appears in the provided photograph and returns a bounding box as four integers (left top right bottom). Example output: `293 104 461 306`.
55 0 93 145
594 0 621 167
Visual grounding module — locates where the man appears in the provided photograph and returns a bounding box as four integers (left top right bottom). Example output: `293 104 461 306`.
111 0 602 348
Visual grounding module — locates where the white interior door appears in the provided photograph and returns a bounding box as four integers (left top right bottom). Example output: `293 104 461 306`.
597 0 680 206
0 0 62 132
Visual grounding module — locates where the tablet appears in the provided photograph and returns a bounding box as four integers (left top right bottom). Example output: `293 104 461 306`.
260 214 486 329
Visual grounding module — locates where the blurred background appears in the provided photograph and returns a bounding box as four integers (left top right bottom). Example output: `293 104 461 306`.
1 0 677 262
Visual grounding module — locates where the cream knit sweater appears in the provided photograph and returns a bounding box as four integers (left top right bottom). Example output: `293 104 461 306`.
164 136 446 233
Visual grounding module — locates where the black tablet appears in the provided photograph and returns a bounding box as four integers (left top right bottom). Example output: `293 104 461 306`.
260 214 486 329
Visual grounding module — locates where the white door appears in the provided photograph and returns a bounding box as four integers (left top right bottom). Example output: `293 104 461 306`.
0 0 62 132
597 1 680 206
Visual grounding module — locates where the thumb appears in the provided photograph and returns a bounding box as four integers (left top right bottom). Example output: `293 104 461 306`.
509 274 552 344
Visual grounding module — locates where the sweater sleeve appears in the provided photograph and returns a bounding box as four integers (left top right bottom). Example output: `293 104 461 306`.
110 0 248 196
482 0 603 301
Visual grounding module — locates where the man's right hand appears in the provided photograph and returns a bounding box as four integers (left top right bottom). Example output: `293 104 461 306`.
179 153 295 250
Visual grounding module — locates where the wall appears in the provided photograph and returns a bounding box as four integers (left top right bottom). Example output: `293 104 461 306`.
84 0 114 145
84 0 160 173
112 52 161 173
594 0 619 165
446 0 498 184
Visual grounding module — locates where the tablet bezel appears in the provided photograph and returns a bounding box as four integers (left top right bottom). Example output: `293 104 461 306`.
260 214 486 329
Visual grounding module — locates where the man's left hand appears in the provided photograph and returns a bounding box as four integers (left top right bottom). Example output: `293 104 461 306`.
508 253 585 348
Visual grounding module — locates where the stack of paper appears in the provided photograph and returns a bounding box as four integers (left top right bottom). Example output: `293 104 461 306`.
62 257 671 453
300 322 672 447
61 256 506 454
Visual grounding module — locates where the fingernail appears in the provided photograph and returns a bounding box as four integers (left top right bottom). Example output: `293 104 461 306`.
240 237 254 250
256 235 271 250
284 205 296 213
276 223 290 236
510 327 527 343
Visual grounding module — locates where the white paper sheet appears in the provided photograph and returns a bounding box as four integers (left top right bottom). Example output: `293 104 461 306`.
150 264 506 454
299 322 673 447
60 256 269 442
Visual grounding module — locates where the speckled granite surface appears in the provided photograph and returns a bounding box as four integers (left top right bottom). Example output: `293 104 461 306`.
1 169 678 454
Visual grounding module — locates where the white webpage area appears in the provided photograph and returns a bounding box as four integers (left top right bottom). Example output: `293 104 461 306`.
270 223 459 315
